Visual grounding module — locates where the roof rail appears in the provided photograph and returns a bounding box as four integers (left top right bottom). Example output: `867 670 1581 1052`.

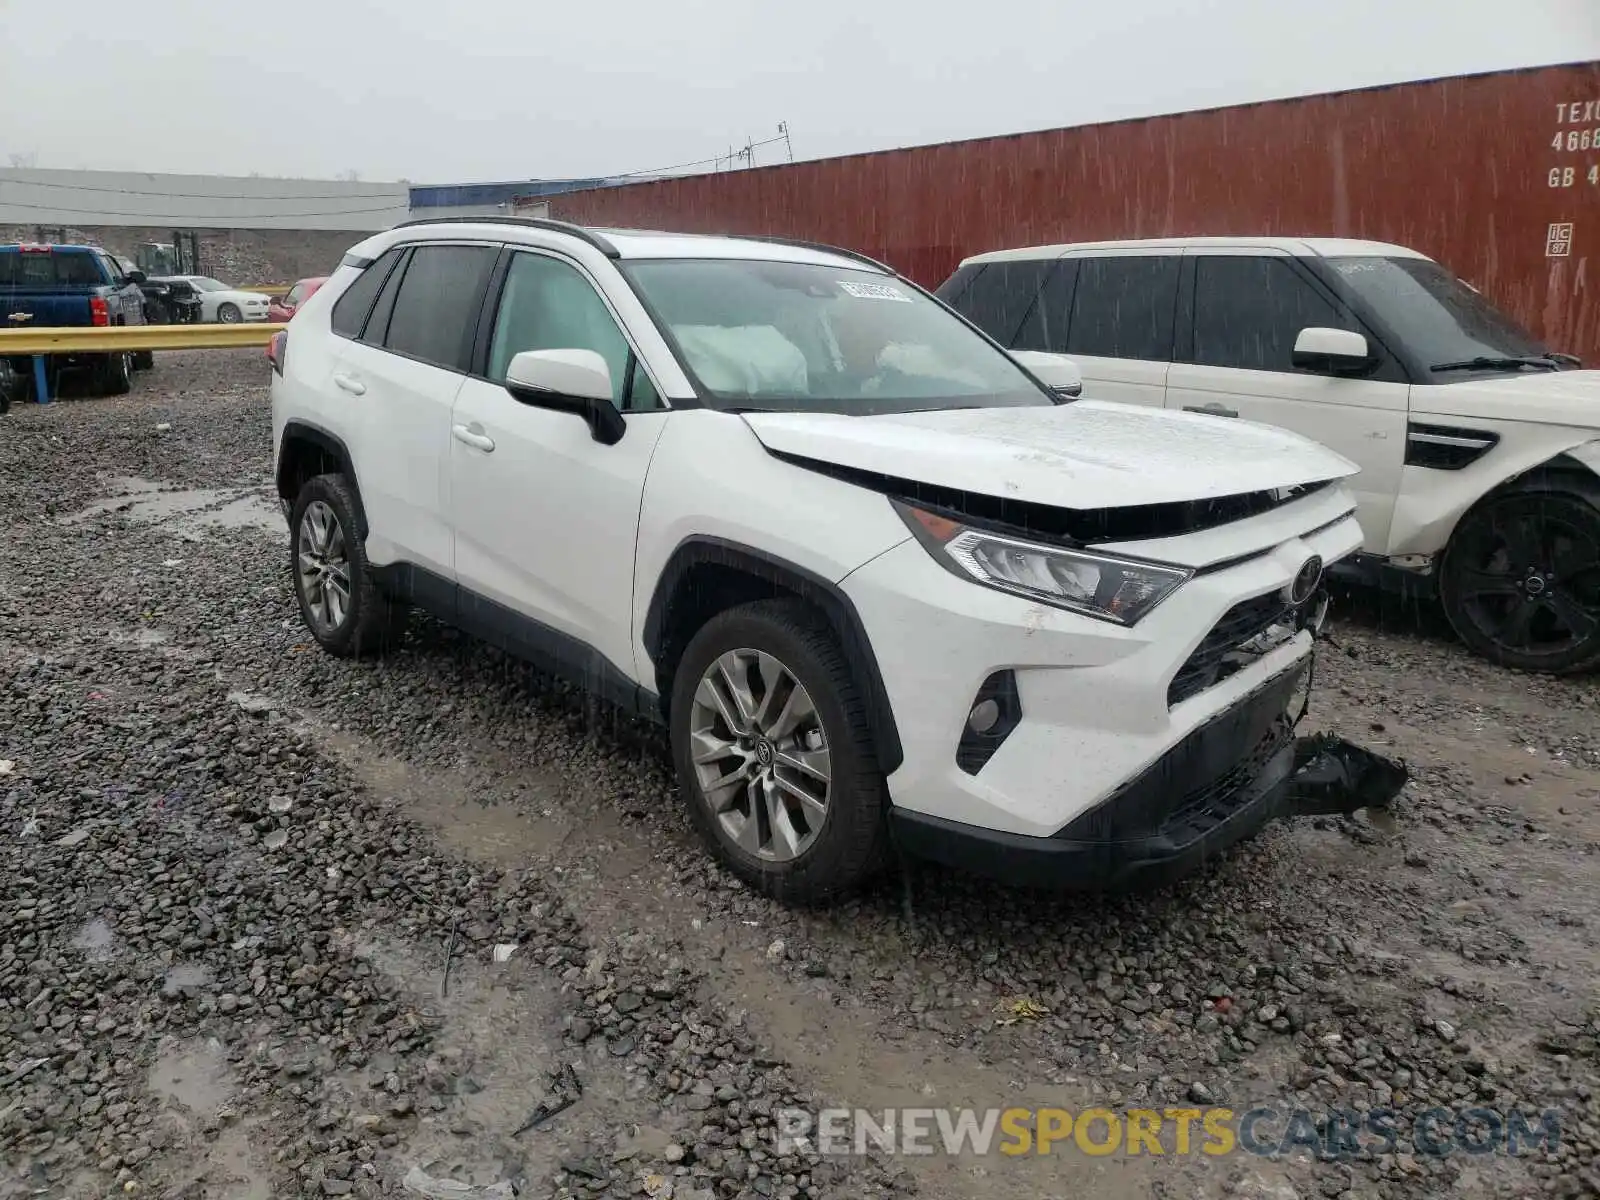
392 214 620 259
736 235 892 273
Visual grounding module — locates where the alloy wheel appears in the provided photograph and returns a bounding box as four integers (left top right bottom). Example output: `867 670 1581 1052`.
296 500 352 634
1452 508 1600 657
688 648 832 861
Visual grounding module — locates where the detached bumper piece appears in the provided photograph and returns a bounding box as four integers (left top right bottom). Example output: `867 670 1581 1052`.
1283 733 1409 817
890 664 1409 891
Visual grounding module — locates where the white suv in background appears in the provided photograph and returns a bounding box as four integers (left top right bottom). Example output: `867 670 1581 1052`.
270 218 1403 903
940 238 1600 674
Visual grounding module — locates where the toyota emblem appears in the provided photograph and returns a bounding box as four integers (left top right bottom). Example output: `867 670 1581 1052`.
1285 555 1324 606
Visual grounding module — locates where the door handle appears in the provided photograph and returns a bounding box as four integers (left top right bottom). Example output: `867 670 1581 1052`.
332 373 366 395
1183 402 1238 418
452 424 496 453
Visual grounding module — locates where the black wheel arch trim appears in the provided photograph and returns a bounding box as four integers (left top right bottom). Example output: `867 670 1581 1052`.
276 420 369 536
643 536 905 774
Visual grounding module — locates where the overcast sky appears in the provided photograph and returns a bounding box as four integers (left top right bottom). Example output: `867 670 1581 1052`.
1 0 1596 183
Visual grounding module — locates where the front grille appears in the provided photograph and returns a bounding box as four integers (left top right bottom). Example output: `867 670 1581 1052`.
1168 592 1291 707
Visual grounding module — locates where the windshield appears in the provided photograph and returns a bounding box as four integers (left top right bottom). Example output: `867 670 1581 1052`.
1322 256 1552 374
191 277 225 292
621 259 1051 414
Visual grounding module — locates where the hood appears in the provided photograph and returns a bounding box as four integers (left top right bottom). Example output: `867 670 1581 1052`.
742 400 1357 509
1414 369 1600 429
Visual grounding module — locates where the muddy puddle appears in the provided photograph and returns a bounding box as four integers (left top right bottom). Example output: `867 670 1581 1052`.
59 475 280 540
341 933 658 1197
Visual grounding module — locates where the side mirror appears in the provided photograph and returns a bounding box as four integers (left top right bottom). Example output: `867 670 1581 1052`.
503 349 625 445
1292 327 1373 376
126 269 147 285
1010 349 1083 399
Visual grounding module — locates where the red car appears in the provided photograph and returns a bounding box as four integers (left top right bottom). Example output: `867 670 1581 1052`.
267 276 327 323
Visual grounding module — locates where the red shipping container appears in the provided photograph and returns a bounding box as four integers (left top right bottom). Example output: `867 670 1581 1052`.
540 61 1600 363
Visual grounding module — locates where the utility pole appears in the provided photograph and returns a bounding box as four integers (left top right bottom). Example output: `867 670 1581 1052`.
778 122 793 162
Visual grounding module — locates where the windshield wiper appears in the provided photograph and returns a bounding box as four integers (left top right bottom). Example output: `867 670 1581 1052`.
1430 355 1563 373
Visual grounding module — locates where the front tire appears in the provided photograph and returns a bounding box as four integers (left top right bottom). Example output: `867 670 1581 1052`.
289 473 408 657
1439 485 1600 674
670 599 889 904
218 303 242 324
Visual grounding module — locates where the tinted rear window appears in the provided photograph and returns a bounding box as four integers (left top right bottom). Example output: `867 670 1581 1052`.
942 260 1055 347
381 245 498 371
0 249 108 288
330 248 404 339
1066 255 1179 361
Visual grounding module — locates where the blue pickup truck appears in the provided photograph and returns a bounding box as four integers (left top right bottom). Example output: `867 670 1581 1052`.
1 243 152 400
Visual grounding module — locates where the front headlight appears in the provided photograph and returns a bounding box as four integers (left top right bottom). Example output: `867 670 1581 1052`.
894 501 1192 625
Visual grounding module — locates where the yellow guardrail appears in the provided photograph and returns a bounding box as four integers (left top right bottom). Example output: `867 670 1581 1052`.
0 323 285 354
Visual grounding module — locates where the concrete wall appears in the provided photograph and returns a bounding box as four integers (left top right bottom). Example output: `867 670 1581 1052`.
0 223 361 285
0 169 407 231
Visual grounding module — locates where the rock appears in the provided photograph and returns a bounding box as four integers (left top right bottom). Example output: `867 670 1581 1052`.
401 1165 515 1199
1188 1082 1215 1104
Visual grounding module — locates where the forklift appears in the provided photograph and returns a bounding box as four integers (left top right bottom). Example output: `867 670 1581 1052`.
135 231 202 279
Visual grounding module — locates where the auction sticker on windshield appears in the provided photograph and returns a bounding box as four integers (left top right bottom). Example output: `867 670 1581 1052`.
838 280 913 302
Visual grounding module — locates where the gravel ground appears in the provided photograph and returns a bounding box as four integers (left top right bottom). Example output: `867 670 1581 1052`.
2 352 1597 1200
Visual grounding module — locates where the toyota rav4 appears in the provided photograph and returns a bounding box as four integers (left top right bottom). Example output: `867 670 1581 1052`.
270 218 1404 903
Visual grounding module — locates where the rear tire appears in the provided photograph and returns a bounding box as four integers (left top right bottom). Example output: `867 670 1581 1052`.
669 599 890 904
1439 484 1600 674
289 473 409 657
96 352 132 396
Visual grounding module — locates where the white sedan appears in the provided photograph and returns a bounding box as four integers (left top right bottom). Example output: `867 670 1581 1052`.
177 277 272 323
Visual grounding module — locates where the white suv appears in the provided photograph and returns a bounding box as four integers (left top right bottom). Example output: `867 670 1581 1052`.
270 218 1403 903
940 238 1600 674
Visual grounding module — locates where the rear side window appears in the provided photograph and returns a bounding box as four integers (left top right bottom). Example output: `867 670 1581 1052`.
382 245 497 371
0 249 107 287
933 263 985 307
330 248 403 338
1012 261 1076 353
1066 256 1179 361
943 260 1054 347
1190 256 1353 372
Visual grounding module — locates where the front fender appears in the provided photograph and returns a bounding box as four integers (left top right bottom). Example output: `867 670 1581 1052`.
1565 439 1600 478
1389 434 1600 560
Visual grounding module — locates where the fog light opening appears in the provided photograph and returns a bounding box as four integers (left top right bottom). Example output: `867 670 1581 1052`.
967 698 1001 735
956 671 1023 776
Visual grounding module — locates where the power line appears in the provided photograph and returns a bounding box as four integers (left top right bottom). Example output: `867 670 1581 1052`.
0 198 404 220
614 128 794 179
0 176 403 201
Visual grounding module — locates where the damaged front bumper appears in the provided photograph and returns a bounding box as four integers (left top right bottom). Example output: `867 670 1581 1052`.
888 657 1408 891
